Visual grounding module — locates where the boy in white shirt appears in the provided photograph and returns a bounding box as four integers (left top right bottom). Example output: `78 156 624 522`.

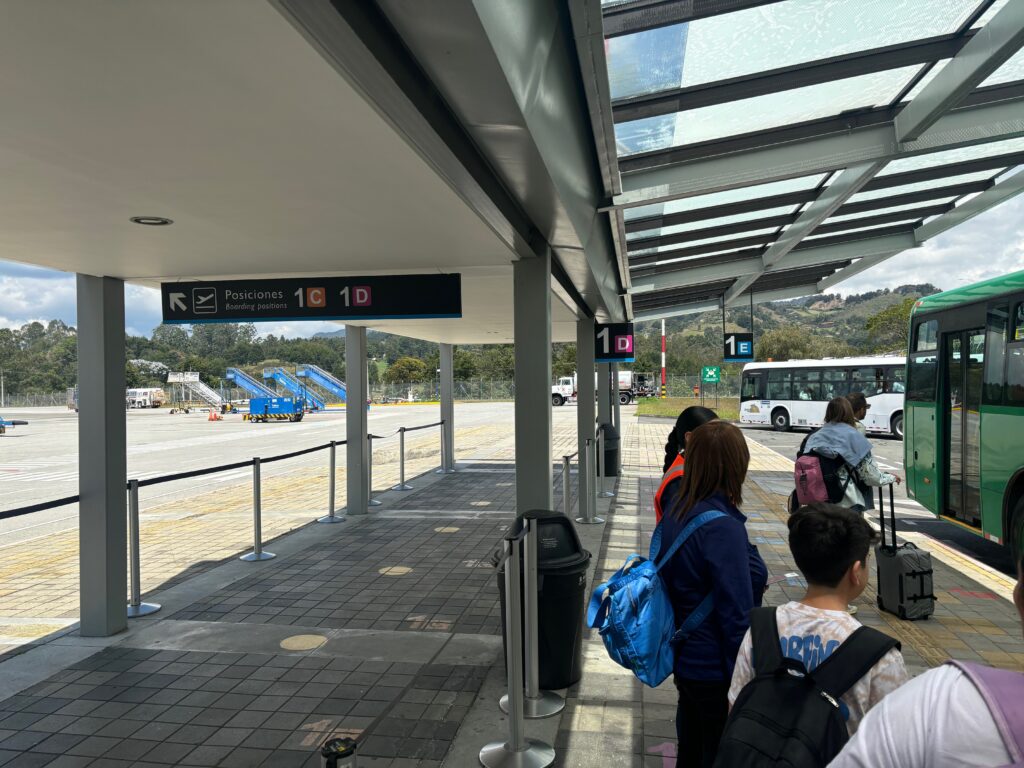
728 503 908 734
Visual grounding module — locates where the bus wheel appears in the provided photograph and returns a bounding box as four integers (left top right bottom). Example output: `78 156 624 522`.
771 409 790 432
891 412 904 440
552 394 564 407
619 393 631 405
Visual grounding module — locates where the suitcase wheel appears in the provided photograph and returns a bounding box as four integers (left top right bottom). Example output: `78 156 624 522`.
898 606 906 620
877 596 883 609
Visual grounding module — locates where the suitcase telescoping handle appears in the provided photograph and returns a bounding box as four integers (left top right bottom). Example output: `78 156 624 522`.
878 485 897 549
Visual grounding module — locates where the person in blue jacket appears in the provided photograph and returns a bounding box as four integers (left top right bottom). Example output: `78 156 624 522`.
659 420 768 767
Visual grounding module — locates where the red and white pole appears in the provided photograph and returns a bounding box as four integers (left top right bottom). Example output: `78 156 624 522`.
660 319 667 399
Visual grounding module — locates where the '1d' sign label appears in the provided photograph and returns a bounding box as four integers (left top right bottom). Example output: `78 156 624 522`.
724 332 754 363
161 274 461 324
596 323 635 363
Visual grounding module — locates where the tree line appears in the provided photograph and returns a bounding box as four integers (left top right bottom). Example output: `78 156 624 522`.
0 287 928 396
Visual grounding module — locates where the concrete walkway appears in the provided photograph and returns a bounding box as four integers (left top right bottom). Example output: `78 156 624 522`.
0 412 1021 767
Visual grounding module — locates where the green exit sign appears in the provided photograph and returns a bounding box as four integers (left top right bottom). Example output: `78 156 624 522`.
701 366 721 384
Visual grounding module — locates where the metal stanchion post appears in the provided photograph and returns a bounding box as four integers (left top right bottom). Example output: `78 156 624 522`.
598 428 614 498
436 420 455 474
576 438 604 525
392 428 413 491
501 518 564 719
318 441 344 523
240 458 275 561
561 455 571 515
126 479 160 618
368 434 382 506
480 533 555 767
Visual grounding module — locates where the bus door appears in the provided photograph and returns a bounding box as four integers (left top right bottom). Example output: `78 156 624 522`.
943 328 984 525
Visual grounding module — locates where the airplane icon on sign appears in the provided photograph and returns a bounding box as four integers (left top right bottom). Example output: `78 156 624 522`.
192 287 217 314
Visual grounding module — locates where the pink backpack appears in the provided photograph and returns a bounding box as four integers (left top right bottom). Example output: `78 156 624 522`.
794 454 829 505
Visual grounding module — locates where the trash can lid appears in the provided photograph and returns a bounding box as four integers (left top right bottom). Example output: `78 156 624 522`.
321 737 357 757
518 510 587 570
598 422 619 439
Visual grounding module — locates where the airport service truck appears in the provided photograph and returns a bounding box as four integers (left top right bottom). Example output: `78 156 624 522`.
551 371 656 406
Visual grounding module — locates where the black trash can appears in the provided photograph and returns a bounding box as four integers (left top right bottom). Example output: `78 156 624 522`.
495 510 591 690
599 422 620 478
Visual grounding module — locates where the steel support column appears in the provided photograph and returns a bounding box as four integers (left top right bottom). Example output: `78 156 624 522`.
345 326 369 515
77 275 127 637
439 343 455 472
514 254 553 514
576 317 596 518
611 363 621 474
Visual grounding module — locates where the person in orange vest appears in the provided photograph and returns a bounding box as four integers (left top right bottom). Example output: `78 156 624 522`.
654 406 717 523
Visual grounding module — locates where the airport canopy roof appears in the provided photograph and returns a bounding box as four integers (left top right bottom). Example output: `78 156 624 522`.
596 0 1024 320
0 0 1022 338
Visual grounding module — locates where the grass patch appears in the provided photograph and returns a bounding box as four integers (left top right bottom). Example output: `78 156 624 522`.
636 396 740 422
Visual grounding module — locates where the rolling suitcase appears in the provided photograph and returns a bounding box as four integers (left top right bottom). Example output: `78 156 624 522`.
875 485 935 620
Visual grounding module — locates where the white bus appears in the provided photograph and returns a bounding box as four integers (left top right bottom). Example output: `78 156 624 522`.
739 356 906 438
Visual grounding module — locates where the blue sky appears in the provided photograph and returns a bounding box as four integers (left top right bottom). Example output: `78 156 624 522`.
2 194 1023 339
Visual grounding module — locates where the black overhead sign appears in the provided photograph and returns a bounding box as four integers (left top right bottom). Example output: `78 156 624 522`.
161 274 462 324
595 322 635 363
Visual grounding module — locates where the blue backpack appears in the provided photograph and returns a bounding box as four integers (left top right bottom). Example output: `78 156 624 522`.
586 509 725 687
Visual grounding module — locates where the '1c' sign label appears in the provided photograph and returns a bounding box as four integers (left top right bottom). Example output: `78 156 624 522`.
595 322 635 363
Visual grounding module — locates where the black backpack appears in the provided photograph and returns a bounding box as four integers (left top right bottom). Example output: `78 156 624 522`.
713 607 900 768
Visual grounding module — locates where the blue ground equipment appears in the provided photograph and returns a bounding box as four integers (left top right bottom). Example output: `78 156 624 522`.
296 364 347 404
263 367 325 411
0 416 28 435
225 367 276 398
246 397 305 423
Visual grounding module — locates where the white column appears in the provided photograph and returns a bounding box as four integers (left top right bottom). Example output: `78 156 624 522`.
77 275 127 637
439 343 455 471
575 319 596 517
345 326 369 514
514 253 552 513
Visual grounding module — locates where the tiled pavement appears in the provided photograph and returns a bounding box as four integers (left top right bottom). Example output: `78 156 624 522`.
1 412 1023 767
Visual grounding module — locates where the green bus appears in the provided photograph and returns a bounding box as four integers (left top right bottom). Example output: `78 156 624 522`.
906 268 1024 547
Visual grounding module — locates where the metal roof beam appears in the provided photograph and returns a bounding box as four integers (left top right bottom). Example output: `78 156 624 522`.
613 32 974 123
602 0 784 38
915 168 1024 242
615 95 1024 208
816 255 896 292
627 211 796 251
634 299 722 321
723 162 884 305
624 189 815 233
896 1 1024 142
836 179 992 215
628 232 773 267
630 230 915 293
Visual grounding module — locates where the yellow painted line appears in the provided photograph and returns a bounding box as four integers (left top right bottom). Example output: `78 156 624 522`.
937 514 986 537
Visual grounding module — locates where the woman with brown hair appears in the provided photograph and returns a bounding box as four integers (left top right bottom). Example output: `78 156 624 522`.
658 421 767 767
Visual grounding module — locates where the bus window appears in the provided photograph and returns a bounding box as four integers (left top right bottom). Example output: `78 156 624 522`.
821 369 849 400
907 353 937 401
851 367 884 397
1015 303 1024 342
1008 343 1024 405
915 319 938 351
984 304 1008 405
791 370 822 401
766 369 792 400
741 373 763 401
885 366 906 394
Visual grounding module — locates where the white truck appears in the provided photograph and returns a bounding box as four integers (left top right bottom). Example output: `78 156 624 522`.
551 371 655 406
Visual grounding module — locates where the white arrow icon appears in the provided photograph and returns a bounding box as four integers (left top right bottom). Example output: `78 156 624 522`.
169 293 187 312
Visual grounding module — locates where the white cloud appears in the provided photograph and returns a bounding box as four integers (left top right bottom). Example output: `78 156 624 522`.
833 193 1024 295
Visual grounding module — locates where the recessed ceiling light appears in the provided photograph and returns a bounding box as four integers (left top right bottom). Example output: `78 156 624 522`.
130 216 173 226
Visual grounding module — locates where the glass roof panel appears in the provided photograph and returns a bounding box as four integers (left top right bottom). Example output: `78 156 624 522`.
606 0 982 100
634 246 763 270
616 67 919 154
676 0 979 88
629 227 779 257
623 173 826 221
848 170 997 202
879 137 1024 174
972 0 1009 28
981 46 1024 88
828 199 956 225
900 60 950 102
606 24 690 100
626 204 800 240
